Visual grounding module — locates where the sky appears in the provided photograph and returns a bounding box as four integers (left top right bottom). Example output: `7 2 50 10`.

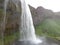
26 0 60 12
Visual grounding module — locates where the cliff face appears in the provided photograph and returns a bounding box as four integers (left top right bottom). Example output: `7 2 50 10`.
0 1 21 35
0 1 60 35
29 5 54 25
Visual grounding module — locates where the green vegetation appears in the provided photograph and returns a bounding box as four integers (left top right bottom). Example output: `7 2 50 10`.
0 9 3 21
0 39 3 45
0 32 19 45
4 32 19 45
35 19 60 40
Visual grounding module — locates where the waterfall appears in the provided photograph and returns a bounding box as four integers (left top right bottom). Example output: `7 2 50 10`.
19 0 37 41
4 0 42 44
19 0 42 44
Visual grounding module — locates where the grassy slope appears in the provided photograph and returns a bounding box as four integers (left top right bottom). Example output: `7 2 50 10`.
35 19 60 40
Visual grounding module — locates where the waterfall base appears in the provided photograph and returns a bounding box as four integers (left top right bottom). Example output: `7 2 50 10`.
19 38 42 44
14 41 42 45
14 37 59 45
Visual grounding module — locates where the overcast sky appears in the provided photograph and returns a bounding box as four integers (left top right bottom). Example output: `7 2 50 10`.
26 0 60 12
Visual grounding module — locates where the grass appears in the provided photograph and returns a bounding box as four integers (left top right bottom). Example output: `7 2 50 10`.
35 19 60 40
0 9 3 15
0 39 3 45
0 32 19 45
4 32 19 45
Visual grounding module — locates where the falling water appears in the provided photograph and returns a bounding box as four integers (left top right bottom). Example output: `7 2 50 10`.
19 0 37 41
4 0 42 44
19 0 42 44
